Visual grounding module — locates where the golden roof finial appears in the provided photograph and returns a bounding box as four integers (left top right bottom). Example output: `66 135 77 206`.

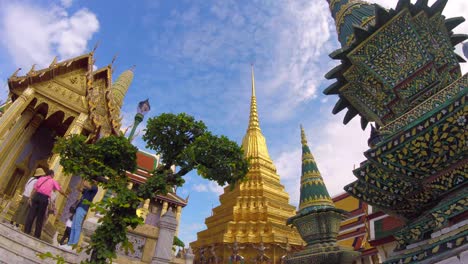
10 68 21 78
91 40 101 54
300 124 308 146
111 53 118 65
248 64 260 131
49 56 58 68
27 64 36 76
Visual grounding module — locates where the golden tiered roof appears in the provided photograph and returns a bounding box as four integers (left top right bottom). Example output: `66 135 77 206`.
190 67 304 263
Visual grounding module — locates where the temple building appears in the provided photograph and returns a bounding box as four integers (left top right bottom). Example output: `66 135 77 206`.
332 192 405 264
0 53 129 241
0 52 190 264
190 68 304 263
323 0 467 263
112 150 188 263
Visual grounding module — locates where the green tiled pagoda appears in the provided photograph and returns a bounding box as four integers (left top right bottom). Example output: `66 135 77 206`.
285 126 359 264
297 125 334 213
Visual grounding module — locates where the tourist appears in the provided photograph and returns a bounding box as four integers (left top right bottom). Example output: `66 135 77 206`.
24 170 67 239
59 211 74 245
10 168 43 229
43 189 57 226
65 180 98 249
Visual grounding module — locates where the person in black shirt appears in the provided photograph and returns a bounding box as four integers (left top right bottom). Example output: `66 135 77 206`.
64 180 98 248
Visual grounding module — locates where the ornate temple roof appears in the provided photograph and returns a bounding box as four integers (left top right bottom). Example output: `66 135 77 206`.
6 52 133 138
127 150 188 207
7 54 93 91
297 126 335 214
323 0 467 128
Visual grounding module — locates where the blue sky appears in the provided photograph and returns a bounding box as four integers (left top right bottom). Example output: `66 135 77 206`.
0 0 467 246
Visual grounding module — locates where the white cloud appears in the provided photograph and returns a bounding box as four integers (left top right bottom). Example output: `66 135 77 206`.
192 181 224 195
275 111 369 206
147 0 335 122
0 1 99 69
61 0 73 8
192 184 208 192
262 1 335 121
275 148 302 206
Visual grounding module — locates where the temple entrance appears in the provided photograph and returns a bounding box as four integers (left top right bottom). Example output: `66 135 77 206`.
0 100 81 244
0 102 73 199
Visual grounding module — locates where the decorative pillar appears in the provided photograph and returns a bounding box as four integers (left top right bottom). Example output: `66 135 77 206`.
138 199 151 222
0 87 35 139
0 106 35 191
185 247 195 264
152 210 177 264
49 113 88 224
175 205 182 236
161 201 169 216
0 113 44 191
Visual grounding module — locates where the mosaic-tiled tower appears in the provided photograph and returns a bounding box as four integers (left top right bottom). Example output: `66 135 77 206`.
285 126 359 264
323 0 468 263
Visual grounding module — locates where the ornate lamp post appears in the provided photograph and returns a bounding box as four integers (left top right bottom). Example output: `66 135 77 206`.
101 99 151 205
128 99 151 142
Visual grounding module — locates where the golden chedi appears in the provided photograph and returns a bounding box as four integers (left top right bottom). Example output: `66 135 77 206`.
190 67 304 263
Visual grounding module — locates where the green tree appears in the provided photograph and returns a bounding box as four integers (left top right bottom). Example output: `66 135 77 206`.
53 113 249 263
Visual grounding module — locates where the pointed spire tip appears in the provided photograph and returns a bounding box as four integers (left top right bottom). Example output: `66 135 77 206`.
300 125 308 146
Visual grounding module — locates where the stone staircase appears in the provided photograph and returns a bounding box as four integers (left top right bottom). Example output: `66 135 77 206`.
0 222 85 263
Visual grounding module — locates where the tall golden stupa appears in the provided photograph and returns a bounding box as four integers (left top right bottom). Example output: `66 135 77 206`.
190 67 304 263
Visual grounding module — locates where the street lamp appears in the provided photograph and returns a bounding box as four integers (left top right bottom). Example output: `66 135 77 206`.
128 99 151 142
101 99 151 206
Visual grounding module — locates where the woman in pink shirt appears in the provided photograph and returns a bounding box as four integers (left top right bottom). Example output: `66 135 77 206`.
24 169 67 239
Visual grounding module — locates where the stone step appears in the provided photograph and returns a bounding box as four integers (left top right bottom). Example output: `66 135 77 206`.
0 222 85 263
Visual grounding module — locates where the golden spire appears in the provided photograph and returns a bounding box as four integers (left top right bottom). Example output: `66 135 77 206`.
241 66 272 161
300 124 307 145
112 67 134 108
248 65 260 131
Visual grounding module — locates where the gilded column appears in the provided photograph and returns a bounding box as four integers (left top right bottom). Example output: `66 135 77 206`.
138 199 150 221
0 113 44 191
175 205 182 236
0 106 35 189
0 87 35 139
49 113 88 224
161 201 169 216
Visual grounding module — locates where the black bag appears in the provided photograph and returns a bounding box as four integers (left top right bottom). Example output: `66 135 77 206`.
69 198 81 214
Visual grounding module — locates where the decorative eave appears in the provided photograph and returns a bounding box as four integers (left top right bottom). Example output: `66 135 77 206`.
126 171 187 208
8 53 93 92
87 64 123 137
345 75 467 219
324 0 467 129
156 193 188 207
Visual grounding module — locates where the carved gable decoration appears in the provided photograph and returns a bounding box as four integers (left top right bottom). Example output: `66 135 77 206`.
8 53 125 139
87 67 122 138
